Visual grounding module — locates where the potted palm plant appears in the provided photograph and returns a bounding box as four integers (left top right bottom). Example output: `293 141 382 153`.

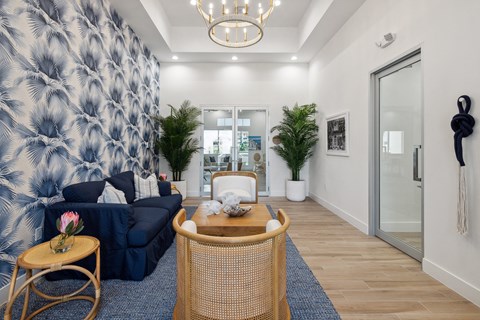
271 103 319 201
153 100 202 199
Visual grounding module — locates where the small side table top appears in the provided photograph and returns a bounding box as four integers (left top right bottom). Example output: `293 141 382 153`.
18 235 99 270
191 203 272 236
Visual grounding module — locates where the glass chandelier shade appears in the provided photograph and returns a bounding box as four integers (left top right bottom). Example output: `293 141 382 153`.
192 0 279 48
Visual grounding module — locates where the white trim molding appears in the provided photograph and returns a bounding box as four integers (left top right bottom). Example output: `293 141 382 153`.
423 258 480 307
309 192 368 234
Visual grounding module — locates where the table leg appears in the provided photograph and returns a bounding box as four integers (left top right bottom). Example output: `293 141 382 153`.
95 246 101 300
4 264 20 320
5 269 42 320
21 269 32 320
4 267 33 320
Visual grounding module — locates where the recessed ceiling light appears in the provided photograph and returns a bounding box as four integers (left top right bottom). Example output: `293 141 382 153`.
291 56 298 61
275 0 281 6
190 0 196 5
172 55 179 60
232 56 238 61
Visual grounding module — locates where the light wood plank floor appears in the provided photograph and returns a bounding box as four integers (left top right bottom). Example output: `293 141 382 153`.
183 196 480 320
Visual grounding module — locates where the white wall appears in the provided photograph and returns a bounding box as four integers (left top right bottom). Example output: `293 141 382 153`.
308 0 480 306
160 63 309 197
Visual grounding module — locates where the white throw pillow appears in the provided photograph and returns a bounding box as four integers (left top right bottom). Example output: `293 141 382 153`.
97 182 127 204
134 174 160 201
213 176 256 202
218 189 251 201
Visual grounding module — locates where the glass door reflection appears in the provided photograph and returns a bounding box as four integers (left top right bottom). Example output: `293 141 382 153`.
202 107 269 195
236 109 267 194
202 108 234 194
375 54 423 261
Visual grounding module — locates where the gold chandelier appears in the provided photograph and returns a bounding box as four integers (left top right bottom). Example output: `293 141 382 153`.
191 0 280 48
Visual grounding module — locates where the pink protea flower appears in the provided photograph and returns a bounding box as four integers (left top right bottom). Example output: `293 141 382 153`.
56 211 84 236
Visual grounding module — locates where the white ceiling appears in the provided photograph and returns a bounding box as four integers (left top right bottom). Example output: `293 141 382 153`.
109 0 366 63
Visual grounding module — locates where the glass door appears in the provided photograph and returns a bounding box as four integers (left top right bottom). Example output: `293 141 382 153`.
374 53 423 261
201 107 269 196
236 108 268 194
202 108 234 194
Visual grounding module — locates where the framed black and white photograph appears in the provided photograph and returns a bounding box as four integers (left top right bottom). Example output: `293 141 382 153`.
326 111 349 156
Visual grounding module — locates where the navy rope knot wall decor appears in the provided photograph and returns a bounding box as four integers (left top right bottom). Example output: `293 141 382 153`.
451 95 475 166
450 95 475 235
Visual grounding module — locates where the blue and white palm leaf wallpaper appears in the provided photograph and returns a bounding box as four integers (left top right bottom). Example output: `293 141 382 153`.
76 43 105 91
16 44 75 108
0 140 23 217
0 0 160 289
72 138 105 182
72 0 105 49
75 89 105 136
0 0 23 61
19 0 75 52
0 62 23 138
15 101 74 165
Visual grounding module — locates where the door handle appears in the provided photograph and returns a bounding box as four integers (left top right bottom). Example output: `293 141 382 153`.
413 145 422 182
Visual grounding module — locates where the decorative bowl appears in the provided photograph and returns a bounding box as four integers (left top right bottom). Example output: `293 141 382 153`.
223 205 252 217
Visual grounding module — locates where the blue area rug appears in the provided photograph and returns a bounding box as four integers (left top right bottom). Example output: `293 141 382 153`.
2 206 340 319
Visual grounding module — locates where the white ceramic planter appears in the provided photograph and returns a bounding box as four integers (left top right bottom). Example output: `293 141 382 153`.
173 180 187 200
286 180 306 202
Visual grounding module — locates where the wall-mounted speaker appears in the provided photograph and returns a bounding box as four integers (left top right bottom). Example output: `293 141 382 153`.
376 33 396 48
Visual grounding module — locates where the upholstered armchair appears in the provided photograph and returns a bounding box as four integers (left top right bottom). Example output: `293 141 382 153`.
211 171 257 203
172 208 291 320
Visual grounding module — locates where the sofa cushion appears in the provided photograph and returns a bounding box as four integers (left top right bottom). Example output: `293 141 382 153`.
105 171 135 204
97 182 127 204
63 181 106 203
134 174 160 201
127 207 170 247
132 194 182 218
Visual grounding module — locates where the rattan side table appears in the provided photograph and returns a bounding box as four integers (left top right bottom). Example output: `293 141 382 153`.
4 236 101 320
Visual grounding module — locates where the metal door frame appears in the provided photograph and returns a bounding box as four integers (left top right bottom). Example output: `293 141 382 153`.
370 49 424 261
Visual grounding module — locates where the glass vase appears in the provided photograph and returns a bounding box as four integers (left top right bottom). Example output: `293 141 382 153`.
50 234 75 254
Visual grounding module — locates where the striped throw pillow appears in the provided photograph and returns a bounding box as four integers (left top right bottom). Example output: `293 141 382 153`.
97 182 127 204
134 174 160 201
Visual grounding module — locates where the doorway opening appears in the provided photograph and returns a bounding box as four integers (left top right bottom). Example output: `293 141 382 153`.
372 51 423 261
201 107 269 196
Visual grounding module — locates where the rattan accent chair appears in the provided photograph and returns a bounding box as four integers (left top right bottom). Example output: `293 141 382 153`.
211 171 258 204
172 208 291 320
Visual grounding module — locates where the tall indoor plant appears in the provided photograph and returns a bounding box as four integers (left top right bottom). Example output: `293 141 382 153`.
153 100 202 199
271 103 319 201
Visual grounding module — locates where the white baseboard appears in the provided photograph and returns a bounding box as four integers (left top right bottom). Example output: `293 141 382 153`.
309 192 369 234
0 273 26 307
423 258 480 307
380 221 422 232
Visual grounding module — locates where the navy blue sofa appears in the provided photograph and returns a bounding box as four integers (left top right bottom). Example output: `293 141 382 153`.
44 171 182 281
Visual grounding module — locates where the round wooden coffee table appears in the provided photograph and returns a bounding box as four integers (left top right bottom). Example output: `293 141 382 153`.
4 236 101 320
